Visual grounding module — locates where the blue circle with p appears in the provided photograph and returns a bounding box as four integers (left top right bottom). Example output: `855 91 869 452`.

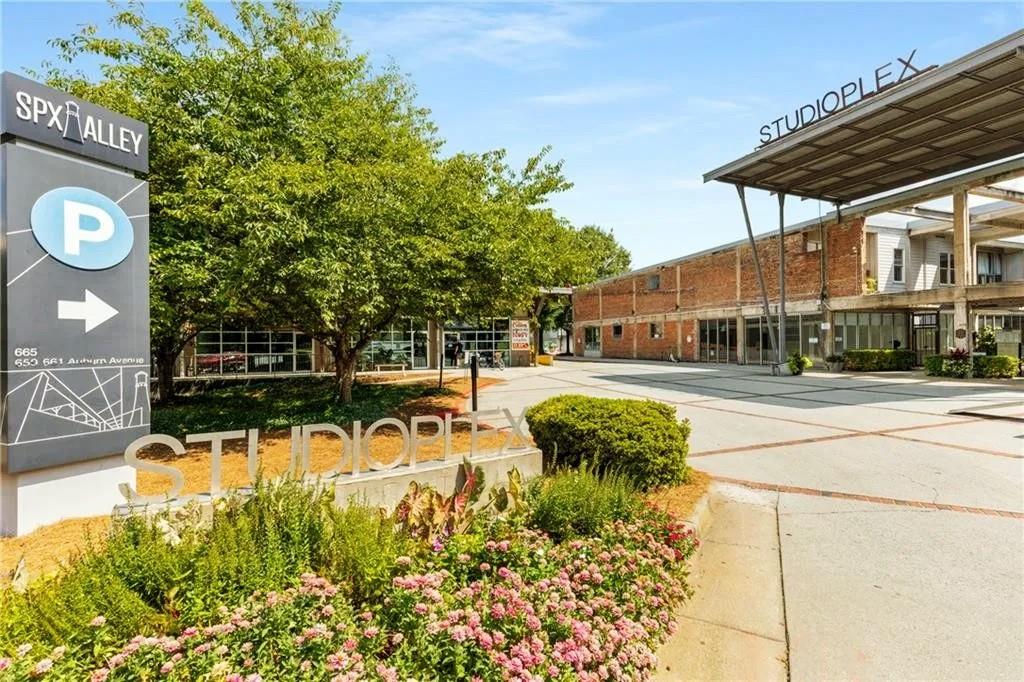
30 186 134 270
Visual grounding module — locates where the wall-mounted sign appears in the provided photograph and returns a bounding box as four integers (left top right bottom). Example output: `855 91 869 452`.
1 76 149 475
1 72 148 173
511 320 531 351
759 50 925 145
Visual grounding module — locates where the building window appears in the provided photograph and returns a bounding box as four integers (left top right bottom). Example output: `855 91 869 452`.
893 248 904 283
649 322 664 339
977 252 1002 284
443 318 509 368
939 252 954 285
192 328 314 376
584 326 601 351
612 323 623 339
646 274 661 290
805 235 821 252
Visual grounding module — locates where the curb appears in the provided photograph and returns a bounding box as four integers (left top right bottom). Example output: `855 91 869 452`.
682 482 716 540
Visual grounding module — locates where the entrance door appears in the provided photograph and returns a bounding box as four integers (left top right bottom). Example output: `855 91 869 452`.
912 313 938 365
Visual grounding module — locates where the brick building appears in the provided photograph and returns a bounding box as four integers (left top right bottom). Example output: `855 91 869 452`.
575 31 1024 367
573 207 1024 366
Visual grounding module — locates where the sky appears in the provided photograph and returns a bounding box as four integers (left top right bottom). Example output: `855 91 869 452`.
3 1 1023 269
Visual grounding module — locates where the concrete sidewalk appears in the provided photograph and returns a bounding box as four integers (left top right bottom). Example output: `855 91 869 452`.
656 484 788 681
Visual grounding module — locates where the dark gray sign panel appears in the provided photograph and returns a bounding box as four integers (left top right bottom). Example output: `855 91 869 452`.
1 134 149 473
0 72 148 173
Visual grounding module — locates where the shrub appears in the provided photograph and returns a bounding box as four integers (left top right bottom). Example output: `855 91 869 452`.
2 509 698 681
923 354 945 376
0 480 408 651
975 326 997 355
526 464 642 541
825 353 844 363
524 395 690 490
972 354 1019 379
842 349 916 371
787 351 812 375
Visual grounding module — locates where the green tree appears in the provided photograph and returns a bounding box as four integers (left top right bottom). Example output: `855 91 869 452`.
43 0 355 400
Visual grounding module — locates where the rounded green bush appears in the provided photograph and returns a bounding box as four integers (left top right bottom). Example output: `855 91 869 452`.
524 394 690 491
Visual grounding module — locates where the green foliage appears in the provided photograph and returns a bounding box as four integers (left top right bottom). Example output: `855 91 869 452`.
525 394 690 490
972 354 1019 378
975 326 998 355
842 349 917 371
923 354 945 376
787 352 813 375
152 376 443 437
825 353 844 363
526 464 643 542
0 481 408 651
394 461 485 540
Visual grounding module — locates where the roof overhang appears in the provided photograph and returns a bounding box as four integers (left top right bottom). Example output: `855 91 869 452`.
704 30 1024 203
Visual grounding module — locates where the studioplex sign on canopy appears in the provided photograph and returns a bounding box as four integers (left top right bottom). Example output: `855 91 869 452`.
758 49 931 145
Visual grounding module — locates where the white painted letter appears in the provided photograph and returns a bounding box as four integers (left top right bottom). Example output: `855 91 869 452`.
185 430 246 495
64 199 114 255
120 434 186 504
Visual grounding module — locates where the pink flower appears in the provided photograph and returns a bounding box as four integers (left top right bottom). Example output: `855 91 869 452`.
89 616 107 628
479 562 491 572
0 660 10 672
90 669 110 682
300 661 312 672
396 556 412 567
31 658 53 676
160 661 174 674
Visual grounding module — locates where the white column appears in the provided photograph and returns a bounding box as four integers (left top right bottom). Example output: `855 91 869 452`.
952 191 973 354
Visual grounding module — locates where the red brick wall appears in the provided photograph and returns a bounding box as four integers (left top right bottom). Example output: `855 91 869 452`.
826 219 864 298
681 250 738 309
571 220 863 361
600 278 634 317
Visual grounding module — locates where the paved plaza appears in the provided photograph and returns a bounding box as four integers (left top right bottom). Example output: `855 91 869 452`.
472 360 1024 680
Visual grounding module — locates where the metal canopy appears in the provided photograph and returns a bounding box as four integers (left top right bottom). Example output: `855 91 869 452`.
704 30 1024 203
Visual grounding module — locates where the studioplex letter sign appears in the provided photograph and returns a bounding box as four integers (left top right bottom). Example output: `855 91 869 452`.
0 72 148 173
1 75 150 474
759 49 928 145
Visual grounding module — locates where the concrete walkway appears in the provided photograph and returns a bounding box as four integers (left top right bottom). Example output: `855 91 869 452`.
470 360 1024 680
655 484 788 681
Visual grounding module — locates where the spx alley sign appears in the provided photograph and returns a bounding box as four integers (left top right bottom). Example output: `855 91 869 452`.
1 72 148 173
759 49 927 145
1 73 150 474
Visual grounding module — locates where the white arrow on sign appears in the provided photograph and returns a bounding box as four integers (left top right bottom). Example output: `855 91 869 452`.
58 289 119 333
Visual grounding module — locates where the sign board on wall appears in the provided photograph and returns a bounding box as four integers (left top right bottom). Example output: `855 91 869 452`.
1 73 150 474
510 320 531 351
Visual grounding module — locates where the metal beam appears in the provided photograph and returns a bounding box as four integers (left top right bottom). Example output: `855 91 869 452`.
777 193 787 367
775 98 1024 190
812 122 1024 199
735 185 779 363
970 185 1024 203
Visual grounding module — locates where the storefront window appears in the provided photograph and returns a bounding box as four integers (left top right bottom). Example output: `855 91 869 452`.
584 326 601 352
360 319 430 371
191 328 313 376
444 318 513 367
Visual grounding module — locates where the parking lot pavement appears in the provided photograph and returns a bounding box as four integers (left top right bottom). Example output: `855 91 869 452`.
474 360 1024 680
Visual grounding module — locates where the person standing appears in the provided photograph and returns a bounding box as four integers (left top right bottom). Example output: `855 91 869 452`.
452 338 464 367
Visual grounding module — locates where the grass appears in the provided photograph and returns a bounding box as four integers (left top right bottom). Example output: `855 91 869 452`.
153 376 456 437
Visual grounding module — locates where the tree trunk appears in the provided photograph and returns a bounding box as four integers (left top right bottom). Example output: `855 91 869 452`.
437 321 445 389
332 344 356 404
154 348 177 404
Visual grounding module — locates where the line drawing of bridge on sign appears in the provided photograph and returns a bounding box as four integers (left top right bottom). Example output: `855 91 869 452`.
2 367 149 446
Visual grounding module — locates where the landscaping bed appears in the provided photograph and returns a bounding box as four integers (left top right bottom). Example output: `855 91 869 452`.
1 393 705 681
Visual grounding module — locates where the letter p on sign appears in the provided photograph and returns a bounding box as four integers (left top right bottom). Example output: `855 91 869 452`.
30 186 134 270
63 199 114 255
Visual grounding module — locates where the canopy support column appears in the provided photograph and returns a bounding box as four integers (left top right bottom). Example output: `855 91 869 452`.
735 185 778 364
952 190 973 359
778 193 787 368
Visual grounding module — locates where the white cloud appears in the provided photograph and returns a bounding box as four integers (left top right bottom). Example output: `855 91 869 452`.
343 4 602 69
528 83 670 106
